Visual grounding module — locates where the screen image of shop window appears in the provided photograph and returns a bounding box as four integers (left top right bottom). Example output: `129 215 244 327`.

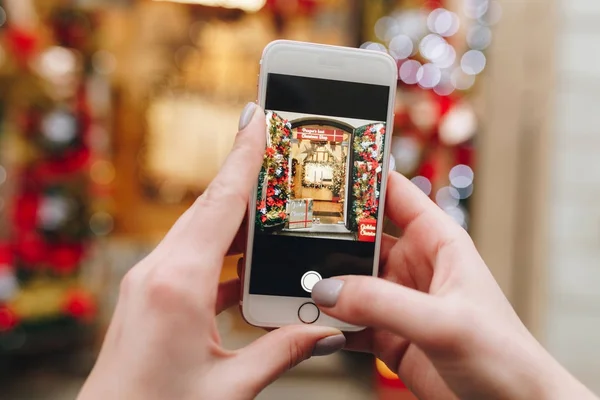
255 111 386 243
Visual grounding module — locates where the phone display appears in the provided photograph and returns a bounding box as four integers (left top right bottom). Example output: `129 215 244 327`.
249 73 390 299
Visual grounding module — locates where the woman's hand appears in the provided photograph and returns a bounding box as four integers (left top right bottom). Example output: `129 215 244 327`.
312 171 597 400
78 103 346 400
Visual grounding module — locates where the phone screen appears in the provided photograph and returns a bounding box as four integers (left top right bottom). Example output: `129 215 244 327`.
249 73 390 298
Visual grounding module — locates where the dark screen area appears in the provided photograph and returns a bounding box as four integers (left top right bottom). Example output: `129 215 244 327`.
250 74 390 298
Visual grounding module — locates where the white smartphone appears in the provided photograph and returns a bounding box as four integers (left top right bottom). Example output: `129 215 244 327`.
241 40 397 332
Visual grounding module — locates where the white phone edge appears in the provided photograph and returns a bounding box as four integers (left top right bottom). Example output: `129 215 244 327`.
241 40 398 332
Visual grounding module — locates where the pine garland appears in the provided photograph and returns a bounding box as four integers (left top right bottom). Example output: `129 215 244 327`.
350 123 386 231
255 112 292 230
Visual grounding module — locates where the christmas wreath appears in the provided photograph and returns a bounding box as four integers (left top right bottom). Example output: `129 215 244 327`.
255 112 292 230
350 123 386 231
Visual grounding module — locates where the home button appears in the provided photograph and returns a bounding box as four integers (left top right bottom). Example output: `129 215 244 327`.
298 302 320 324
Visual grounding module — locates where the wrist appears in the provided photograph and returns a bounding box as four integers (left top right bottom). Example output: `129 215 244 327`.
528 343 597 400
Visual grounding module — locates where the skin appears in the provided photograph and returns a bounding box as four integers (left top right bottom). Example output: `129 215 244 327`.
79 103 598 400
78 106 343 400
313 172 599 399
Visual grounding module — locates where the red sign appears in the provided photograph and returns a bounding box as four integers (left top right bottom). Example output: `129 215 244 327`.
358 219 377 242
297 127 344 143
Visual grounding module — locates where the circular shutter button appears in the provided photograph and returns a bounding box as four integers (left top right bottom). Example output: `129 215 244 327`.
301 271 322 293
298 302 320 324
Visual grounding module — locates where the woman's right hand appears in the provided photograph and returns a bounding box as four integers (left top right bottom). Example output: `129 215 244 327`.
311 171 597 400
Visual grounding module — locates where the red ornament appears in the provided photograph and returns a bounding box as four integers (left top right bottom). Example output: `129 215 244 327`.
48 244 84 275
0 243 13 266
418 161 436 182
4 27 38 65
0 306 20 332
62 289 96 321
15 232 48 266
13 193 40 232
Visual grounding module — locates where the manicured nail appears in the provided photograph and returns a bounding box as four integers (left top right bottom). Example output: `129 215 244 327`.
238 102 258 131
312 334 346 357
311 279 344 308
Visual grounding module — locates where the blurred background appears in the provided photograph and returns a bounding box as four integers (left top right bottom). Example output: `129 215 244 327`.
0 0 595 399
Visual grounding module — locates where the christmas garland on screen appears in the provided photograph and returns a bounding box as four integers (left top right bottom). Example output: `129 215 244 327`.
301 160 335 189
255 112 291 230
350 123 386 231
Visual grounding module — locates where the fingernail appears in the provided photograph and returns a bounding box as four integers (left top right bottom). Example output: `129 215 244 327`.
311 279 344 308
238 102 258 131
312 334 346 357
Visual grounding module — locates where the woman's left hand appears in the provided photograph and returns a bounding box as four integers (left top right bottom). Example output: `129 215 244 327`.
78 103 346 400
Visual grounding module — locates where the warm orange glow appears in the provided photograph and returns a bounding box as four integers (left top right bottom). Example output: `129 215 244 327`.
376 358 399 380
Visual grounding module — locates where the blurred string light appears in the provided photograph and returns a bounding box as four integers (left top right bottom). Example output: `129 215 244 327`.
152 0 266 11
365 0 501 95
436 186 460 208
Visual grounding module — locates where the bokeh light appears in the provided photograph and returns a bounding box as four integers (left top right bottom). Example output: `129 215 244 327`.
467 25 493 50
451 67 476 90
436 186 460 209
399 60 421 84
38 196 72 231
411 176 433 196
42 111 77 144
445 205 469 229
461 50 487 75
417 63 442 88
427 8 460 37
89 212 114 236
464 0 490 20
439 103 477 145
389 34 414 60
38 47 78 79
449 164 475 188
391 137 420 174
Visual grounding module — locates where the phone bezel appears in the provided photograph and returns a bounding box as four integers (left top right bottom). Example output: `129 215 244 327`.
242 40 398 332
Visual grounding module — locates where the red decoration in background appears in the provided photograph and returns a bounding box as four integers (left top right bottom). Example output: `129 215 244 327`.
14 233 48 266
62 289 96 321
0 243 13 266
0 306 20 332
4 28 38 65
48 244 84 275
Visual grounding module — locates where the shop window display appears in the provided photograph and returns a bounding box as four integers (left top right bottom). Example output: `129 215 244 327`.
256 111 386 242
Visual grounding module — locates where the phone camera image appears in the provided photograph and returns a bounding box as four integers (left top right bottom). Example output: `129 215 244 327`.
249 73 391 299
255 111 386 243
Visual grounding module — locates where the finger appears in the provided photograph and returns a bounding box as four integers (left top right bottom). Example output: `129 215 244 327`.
178 103 265 261
232 326 345 396
227 216 248 256
386 171 457 232
379 233 397 267
216 279 241 314
312 276 446 349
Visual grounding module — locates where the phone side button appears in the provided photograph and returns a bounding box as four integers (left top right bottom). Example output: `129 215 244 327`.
298 302 320 324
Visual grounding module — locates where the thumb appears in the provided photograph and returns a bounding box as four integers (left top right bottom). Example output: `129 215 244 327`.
311 277 448 349
233 326 345 394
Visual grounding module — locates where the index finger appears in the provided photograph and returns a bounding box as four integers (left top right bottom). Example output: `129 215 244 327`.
187 103 265 259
